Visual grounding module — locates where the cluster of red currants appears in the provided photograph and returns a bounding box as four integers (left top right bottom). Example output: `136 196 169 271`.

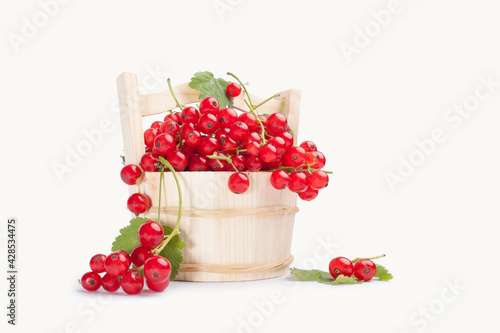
328 257 377 282
119 81 330 215
80 221 171 294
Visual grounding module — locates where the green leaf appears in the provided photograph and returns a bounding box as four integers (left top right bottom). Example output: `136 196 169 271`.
189 71 234 108
111 217 149 253
375 264 393 281
111 218 186 280
158 226 186 280
289 268 363 285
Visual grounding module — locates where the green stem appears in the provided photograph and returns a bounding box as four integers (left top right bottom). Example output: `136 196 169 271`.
244 99 267 143
227 72 253 107
154 157 183 255
253 93 280 110
352 254 386 264
157 167 165 223
206 154 239 172
136 171 145 194
167 78 185 110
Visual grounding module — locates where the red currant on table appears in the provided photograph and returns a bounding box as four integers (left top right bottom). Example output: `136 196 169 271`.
104 251 131 277
226 82 242 97
329 257 354 279
101 273 121 292
120 164 142 185
287 171 308 193
127 193 151 214
308 170 329 190
146 277 170 292
153 133 176 156
270 170 290 190
144 256 172 283
140 152 159 172
138 221 164 247
121 270 144 295
81 271 102 291
199 97 219 115
89 254 106 273
130 244 153 267
228 172 250 194
354 259 377 281
298 186 319 201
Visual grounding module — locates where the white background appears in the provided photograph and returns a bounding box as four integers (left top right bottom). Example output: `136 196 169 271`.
1 0 500 332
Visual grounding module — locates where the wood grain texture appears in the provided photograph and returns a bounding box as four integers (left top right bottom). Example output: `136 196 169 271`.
117 72 301 281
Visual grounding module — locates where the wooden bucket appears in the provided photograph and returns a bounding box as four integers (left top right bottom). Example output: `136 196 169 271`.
117 72 301 282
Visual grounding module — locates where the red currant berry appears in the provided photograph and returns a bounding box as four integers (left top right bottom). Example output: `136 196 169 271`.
198 113 219 135
300 140 317 152
260 143 278 163
199 97 219 115
184 130 202 147
268 136 286 155
144 256 172 283
226 82 242 97
130 244 153 267
160 120 180 136
188 155 210 171
198 137 220 155
181 106 200 123
246 141 260 156
81 271 102 291
246 155 263 171
238 112 258 132
121 270 144 295
307 151 326 169
218 108 238 127
104 251 131 277
266 113 288 135
258 114 268 125
215 127 231 140
154 133 176 156
144 128 159 148
127 193 151 214
150 121 163 130
287 172 308 193
101 273 120 292
146 277 170 292
140 152 159 172
354 259 377 282
231 154 246 171
279 132 294 148
167 150 188 171
180 122 196 138
138 221 164 247
89 254 106 273
208 153 229 171
164 112 182 124
329 257 354 279
284 146 307 168
181 145 197 159
229 121 250 141
308 171 329 190
270 170 290 190
298 186 319 201
241 132 262 146
219 134 238 154
228 172 250 194
264 156 284 169
120 164 142 185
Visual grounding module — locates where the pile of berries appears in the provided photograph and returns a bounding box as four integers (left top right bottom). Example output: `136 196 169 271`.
328 257 377 282
80 221 171 294
120 81 331 215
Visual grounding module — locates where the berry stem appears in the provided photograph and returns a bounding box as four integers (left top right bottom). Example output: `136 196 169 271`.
167 78 186 110
227 72 253 106
206 154 239 172
154 157 183 255
253 93 280 110
135 171 145 194
157 167 165 223
352 254 386 264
